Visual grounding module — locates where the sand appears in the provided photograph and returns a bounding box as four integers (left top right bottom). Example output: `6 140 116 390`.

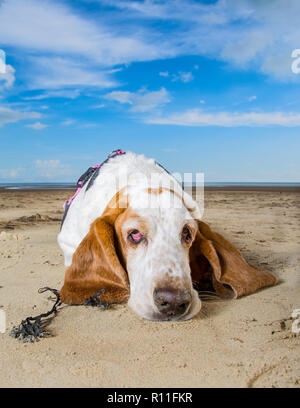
0 187 299 388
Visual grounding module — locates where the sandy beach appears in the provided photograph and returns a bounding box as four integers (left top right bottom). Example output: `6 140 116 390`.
0 187 299 388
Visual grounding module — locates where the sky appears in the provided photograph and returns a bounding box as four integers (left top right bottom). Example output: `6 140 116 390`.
0 0 300 182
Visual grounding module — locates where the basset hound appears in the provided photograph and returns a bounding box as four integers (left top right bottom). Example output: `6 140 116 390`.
57 151 278 321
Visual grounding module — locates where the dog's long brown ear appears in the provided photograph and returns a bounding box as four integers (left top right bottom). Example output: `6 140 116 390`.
60 192 130 305
190 220 279 299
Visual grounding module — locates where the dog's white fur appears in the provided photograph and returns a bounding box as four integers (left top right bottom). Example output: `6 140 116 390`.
58 151 202 320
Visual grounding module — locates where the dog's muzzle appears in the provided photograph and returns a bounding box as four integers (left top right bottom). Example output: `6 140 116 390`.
153 288 192 319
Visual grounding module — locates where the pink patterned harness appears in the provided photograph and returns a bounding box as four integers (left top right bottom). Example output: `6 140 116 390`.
61 149 125 228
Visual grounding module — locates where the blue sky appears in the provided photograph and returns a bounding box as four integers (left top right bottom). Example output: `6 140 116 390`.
0 0 300 182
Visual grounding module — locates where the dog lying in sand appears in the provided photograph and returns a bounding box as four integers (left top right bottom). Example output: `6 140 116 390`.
57 150 278 321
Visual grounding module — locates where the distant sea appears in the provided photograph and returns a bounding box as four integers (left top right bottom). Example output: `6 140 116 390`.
0 183 76 190
1 182 300 190
202 182 300 187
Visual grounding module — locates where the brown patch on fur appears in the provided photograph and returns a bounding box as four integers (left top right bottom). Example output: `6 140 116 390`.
147 187 164 195
59 189 131 305
189 220 279 299
115 208 148 260
147 187 183 201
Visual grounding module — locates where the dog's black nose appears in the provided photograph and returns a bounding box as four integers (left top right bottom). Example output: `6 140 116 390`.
153 288 191 318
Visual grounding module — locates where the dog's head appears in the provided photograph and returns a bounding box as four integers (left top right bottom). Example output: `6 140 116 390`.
60 185 202 321
115 186 201 321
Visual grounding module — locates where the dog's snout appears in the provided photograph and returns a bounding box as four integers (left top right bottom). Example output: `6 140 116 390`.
153 288 192 318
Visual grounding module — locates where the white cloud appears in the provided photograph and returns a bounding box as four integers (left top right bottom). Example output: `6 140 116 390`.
0 0 170 94
61 119 75 126
102 0 234 23
23 89 81 100
34 159 72 179
0 0 299 94
0 0 99 57
171 71 194 83
103 0 300 81
0 106 41 127
0 65 16 90
26 122 48 130
80 123 98 128
104 87 171 112
200 99 205 104
248 95 257 102
0 167 24 179
146 109 300 127
0 160 74 181
105 91 133 105
35 159 63 169
26 57 118 90
92 104 105 109
0 0 168 68
159 70 194 83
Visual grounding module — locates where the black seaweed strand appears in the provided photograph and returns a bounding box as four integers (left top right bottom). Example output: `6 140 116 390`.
10 287 61 342
84 289 110 308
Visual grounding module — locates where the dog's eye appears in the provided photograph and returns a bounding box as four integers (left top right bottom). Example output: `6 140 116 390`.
128 230 144 244
182 226 192 243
